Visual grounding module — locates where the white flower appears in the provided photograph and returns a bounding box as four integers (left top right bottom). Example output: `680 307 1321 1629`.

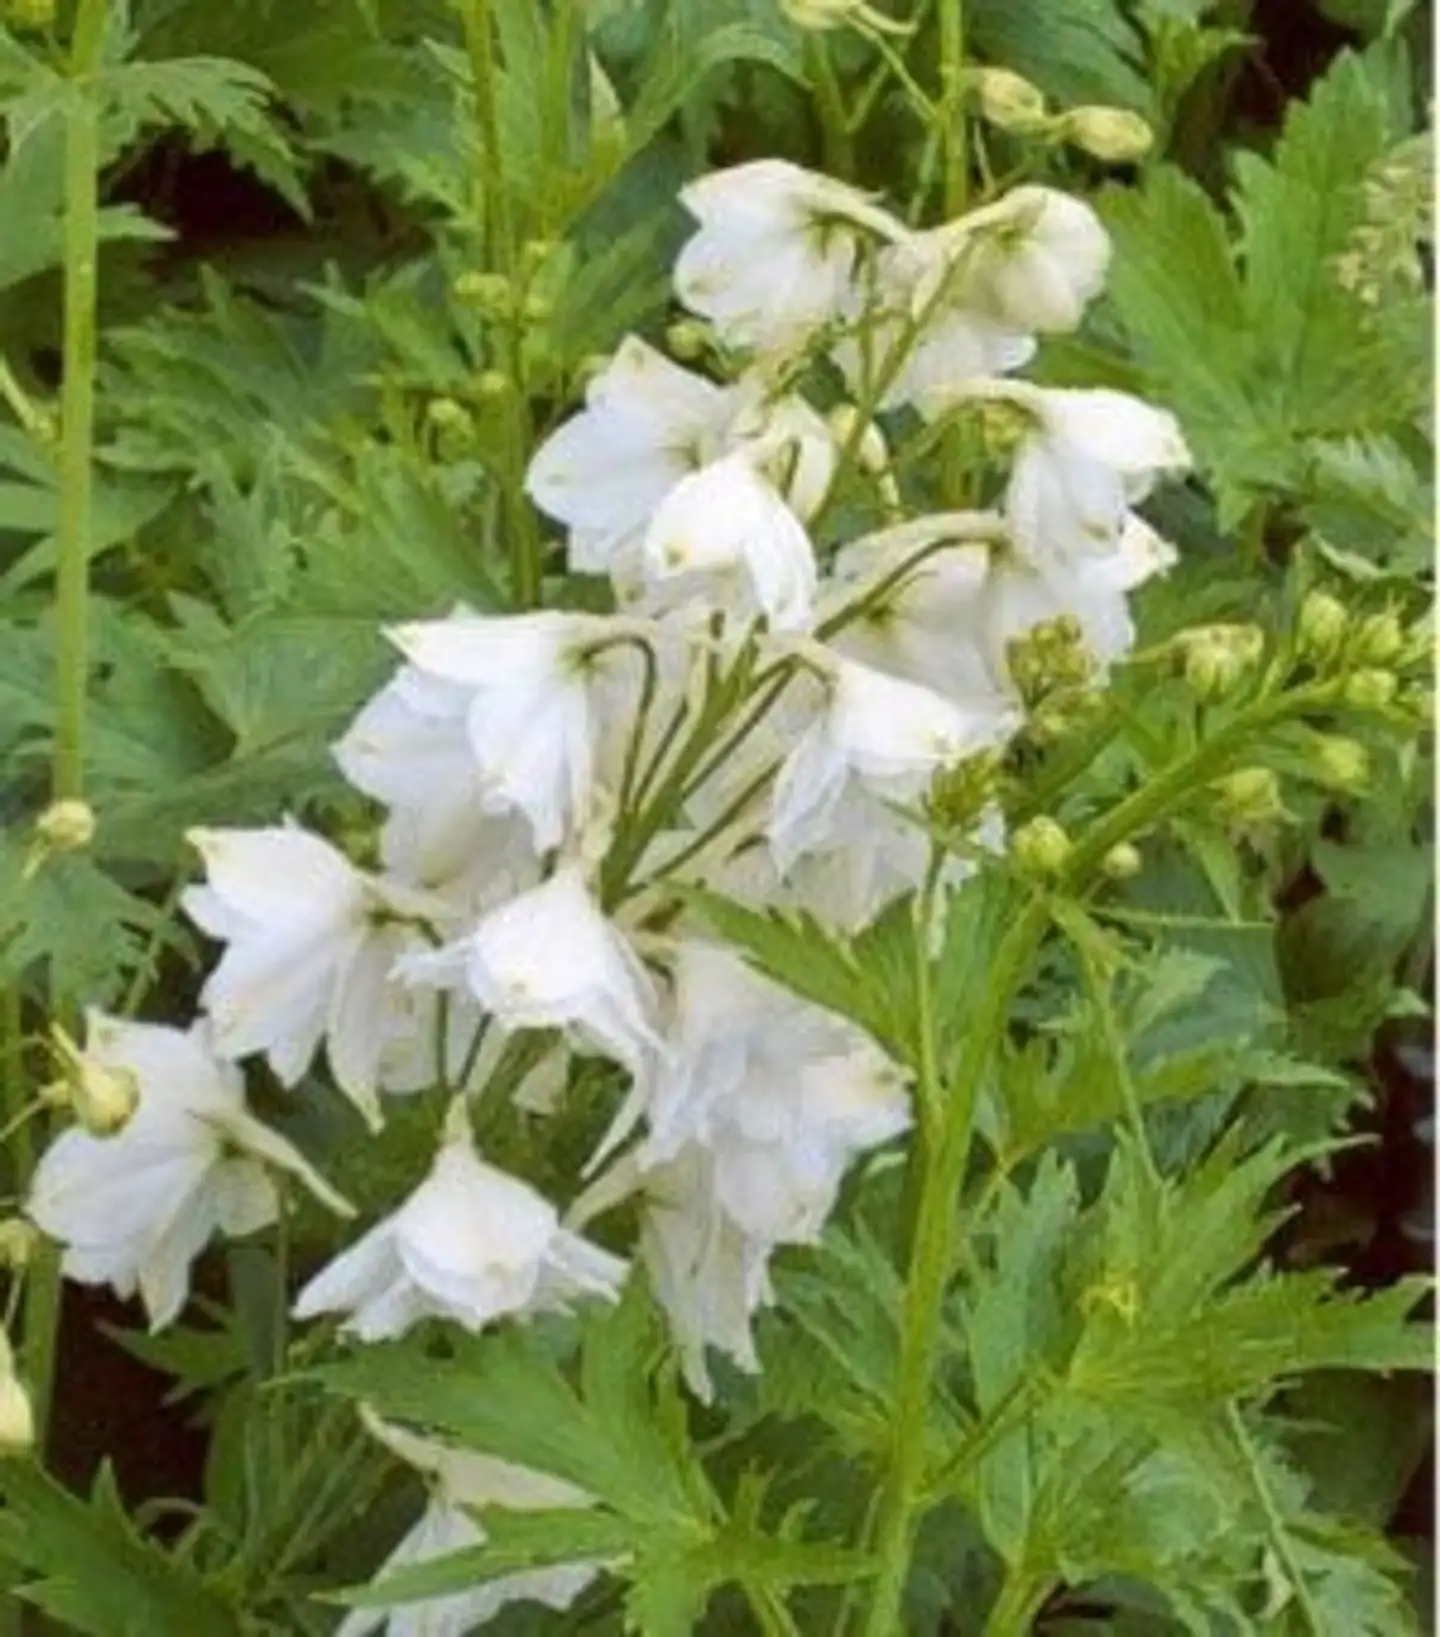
339 1413 598 1637
334 665 538 901
399 866 663 1081
916 380 1190 569
768 651 1017 875
638 1149 775 1401
641 451 819 632
949 184 1111 335
28 1015 350 1330
183 824 444 1130
674 159 906 354
293 1112 623 1341
387 609 644 854
526 339 837 593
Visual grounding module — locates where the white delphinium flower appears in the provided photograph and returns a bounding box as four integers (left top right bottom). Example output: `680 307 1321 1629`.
333 664 538 903
339 1412 598 1637
768 649 1018 876
294 1106 624 1341
388 608 647 854
399 865 663 1081
674 158 906 355
183 824 446 1131
640 450 819 632
526 338 835 593
915 379 1190 569
28 1015 350 1330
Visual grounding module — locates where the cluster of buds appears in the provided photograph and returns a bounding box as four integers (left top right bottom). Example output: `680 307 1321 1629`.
963 67 1153 163
927 748 1005 836
1171 623 1265 702
1334 129 1434 306
1213 766 1288 831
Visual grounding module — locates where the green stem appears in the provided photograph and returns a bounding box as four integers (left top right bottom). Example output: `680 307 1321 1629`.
983 1569 1050 1637
808 35 855 178
461 0 513 271
937 0 968 216
25 0 109 1468
861 893 1050 1636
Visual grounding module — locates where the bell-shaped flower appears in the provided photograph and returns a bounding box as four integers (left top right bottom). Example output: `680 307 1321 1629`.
334 665 538 903
398 865 663 1082
949 184 1111 335
293 1110 624 1341
339 1413 598 1637
526 339 837 595
28 1015 350 1330
640 451 819 632
674 158 907 355
388 608 645 854
768 650 1017 875
184 824 447 1130
917 380 1190 570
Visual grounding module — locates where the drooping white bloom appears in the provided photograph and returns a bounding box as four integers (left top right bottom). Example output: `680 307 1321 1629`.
947 184 1111 336
294 1111 624 1341
674 158 906 354
640 451 819 632
768 651 1018 875
399 866 663 1081
28 1015 350 1330
339 1413 599 1637
333 665 538 902
183 824 446 1130
387 609 644 854
914 380 1190 569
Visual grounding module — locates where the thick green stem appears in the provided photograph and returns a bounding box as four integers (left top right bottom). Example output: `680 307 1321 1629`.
983 1569 1050 1636
24 0 110 1467
938 0 968 216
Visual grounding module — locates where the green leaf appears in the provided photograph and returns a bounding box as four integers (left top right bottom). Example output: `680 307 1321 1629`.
0 1463 243 1637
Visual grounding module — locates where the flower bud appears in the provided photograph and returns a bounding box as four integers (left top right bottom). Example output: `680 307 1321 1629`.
1062 106 1154 164
970 67 1048 133
1351 610 1405 666
4 0 55 29
1013 815 1072 879
520 238 560 276
1297 590 1349 659
0 1221 37 1272
1215 767 1285 827
1175 624 1263 701
521 291 553 326
928 750 1003 833
35 798 96 853
453 270 514 319
666 319 711 362
0 1366 33 1459
475 369 512 402
425 396 471 432
1312 734 1370 793
1343 668 1399 709
50 1024 139 1137
1100 842 1142 881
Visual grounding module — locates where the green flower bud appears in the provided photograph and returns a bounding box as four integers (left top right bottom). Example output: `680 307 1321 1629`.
1175 624 1263 701
0 1338 33 1459
425 396 471 431
520 238 560 276
666 319 711 362
453 270 515 319
1297 590 1349 659
49 1024 140 1138
1013 815 1072 879
0 1221 36 1272
35 798 96 852
1343 668 1399 709
970 67 1049 133
1351 610 1405 666
1215 766 1285 827
475 369 513 401
928 750 1003 833
1100 841 1142 881
1312 734 1370 793
1062 105 1155 164
521 291 553 326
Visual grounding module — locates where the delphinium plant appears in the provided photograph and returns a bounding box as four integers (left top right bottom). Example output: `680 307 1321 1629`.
0 0 1430 1634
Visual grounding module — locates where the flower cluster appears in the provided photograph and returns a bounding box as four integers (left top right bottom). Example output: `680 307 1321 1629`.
25 157 1187 1625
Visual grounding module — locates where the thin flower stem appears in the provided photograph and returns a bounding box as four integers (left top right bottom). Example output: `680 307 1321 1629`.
808 35 856 178
25 0 110 1462
1076 941 1162 1188
938 0 968 217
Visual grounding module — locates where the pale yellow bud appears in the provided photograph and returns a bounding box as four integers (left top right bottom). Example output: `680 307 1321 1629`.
520 238 560 276
453 270 514 318
1351 611 1405 666
425 397 471 431
970 67 1049 133
1013 815 1072 879
475 369 512 401
1063 106 1154 164
521 291 553 326
35 798 96 853
50 1024 140 1137
1100 842 1142 881
1297 590 1349 659
1312 735 1370 793
1343 668 1399 709
666 319 711 362
0 1337 33 1459
1215 767 1285 827
0 1221 36 1272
